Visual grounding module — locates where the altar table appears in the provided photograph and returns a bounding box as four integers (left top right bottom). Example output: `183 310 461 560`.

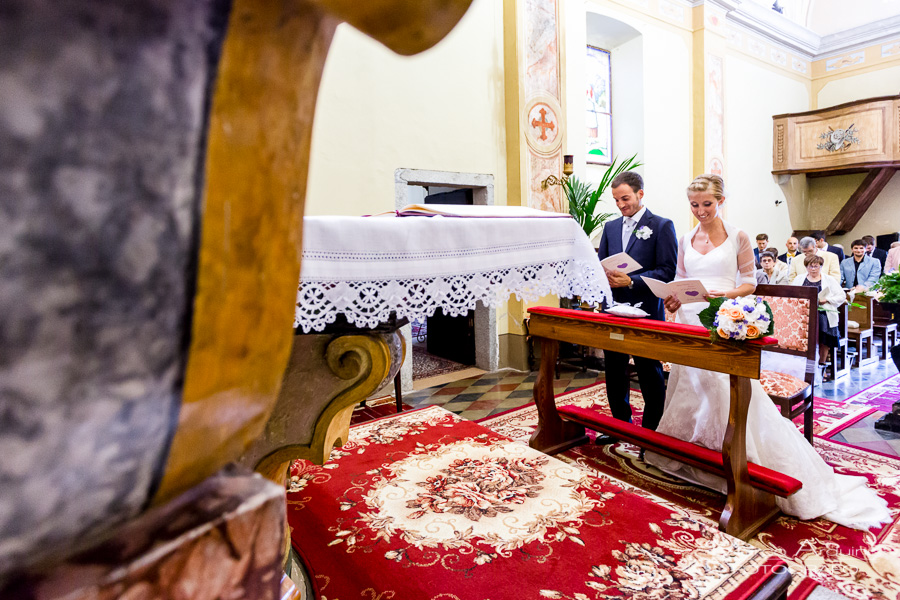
295 214 612 332
244 213 611 484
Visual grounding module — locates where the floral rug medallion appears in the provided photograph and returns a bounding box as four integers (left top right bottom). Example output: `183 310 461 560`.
288 406 781 600
364 440 601 551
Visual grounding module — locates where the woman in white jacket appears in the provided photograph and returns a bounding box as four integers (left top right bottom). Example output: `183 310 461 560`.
792 254 845 365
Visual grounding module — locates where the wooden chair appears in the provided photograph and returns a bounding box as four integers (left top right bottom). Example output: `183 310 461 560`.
829 304 851 380
848 293 877 367
755 284 818 444
873 300 899 361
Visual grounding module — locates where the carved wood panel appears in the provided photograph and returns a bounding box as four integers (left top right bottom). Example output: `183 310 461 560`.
773 96 900 174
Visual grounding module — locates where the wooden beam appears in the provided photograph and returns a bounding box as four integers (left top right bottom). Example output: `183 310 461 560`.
827 167 896 235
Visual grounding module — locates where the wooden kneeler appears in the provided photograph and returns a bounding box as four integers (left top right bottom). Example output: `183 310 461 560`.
528 307 797 541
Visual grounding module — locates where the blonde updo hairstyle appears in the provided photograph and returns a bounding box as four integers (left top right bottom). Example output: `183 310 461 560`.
686 174 726 202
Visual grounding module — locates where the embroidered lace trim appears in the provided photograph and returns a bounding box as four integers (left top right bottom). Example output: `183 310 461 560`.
295 259 608 332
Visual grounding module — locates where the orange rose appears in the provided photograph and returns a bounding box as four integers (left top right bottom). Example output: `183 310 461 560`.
717 327 730 338
745 325 760 339
717 307 730 317
727 308 744 320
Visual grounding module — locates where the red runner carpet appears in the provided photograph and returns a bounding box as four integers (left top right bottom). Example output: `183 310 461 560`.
480 383 900 600
287 406 787 600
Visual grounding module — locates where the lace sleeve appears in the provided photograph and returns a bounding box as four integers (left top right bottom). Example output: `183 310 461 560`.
735 229 757 287
675 233 688 281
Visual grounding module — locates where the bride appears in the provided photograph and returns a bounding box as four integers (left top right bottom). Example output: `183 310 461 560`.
645 174 889 530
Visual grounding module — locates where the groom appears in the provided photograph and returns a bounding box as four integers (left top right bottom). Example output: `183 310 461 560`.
596 171 677 434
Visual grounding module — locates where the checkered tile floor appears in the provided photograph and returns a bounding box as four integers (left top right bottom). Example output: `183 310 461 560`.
407 368 603 421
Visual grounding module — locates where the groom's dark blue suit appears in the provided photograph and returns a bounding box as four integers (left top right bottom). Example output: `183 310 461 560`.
597 208 677 430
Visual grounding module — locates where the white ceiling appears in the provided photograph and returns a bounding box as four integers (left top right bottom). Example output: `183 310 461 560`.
750 0 900 37
808 0 900 36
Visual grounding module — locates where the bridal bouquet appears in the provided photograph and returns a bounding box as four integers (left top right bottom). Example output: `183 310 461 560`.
698 295 774 342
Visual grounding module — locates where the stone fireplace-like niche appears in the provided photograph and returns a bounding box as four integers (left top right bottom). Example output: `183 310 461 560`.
394 168 499 392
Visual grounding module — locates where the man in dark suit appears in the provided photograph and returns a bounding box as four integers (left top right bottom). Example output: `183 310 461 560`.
778 236 800 266
596 171 677 434
863 235 887 274
813 230 844 263
753 233 769 268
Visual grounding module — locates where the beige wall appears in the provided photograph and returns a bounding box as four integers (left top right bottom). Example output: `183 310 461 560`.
305 0 507 218
809 174 900 249
722 54 809 248
813 66 900 246
817 65 900 109
833 176 900 248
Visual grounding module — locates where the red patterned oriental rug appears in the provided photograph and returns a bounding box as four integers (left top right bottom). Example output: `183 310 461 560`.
480 384 900 600
489 383 873 440
287 406 787 600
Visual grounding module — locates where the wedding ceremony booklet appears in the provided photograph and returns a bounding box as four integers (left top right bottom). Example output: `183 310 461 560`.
369 204 572 218
600 252 642 274
641 276 710 304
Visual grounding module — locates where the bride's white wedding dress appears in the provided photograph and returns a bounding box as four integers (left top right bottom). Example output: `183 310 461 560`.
645 222 889 530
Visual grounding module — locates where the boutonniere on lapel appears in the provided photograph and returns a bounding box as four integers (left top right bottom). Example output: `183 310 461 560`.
634 226 653 240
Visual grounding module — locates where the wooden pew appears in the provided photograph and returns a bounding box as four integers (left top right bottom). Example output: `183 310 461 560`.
873 300 899 361
527 307 799 541
830 304 851 380
848 294 877 367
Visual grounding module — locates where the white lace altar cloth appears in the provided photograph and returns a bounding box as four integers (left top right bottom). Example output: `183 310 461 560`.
295 215 611 332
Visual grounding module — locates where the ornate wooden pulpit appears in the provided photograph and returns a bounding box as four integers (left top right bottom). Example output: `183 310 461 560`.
772 95 900 235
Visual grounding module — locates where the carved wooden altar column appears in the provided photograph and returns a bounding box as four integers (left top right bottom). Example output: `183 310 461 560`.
0 0 472 593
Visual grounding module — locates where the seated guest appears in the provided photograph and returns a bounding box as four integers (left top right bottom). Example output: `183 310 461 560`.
863 235 887 274
756 250 789 284
767 247 789 270
840 239 881 292
779 236 800 266
788 236 841 282
813 230 844 263
753 233 769 267
792 254 845 365
885 241 900 274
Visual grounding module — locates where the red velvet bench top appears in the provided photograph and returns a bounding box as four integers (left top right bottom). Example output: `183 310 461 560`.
527 306 778 347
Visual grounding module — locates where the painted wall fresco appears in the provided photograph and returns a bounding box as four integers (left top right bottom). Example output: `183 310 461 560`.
523 0 564 212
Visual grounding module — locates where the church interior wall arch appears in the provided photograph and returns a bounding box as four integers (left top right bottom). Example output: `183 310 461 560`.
566 3 693 234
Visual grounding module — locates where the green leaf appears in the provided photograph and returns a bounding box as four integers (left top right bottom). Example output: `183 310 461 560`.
872 272 900 303
562 154 643 239
760 299 775 337
697 297 724 332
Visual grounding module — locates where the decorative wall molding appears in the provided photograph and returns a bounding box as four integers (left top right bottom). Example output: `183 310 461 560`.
818 15 900 58
707 0 900 62
825 51 865 72
710 0 818 59
659 0 686 22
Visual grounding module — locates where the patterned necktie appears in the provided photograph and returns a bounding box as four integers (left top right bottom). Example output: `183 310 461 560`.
622 217 635 249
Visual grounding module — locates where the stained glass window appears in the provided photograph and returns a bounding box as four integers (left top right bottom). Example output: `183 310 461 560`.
586 45 611 165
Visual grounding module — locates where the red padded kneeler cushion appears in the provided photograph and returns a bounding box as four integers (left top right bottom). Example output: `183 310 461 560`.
558 406 801 497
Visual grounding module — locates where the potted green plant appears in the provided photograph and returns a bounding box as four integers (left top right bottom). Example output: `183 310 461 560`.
873 272 900 318
563 153 642 242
